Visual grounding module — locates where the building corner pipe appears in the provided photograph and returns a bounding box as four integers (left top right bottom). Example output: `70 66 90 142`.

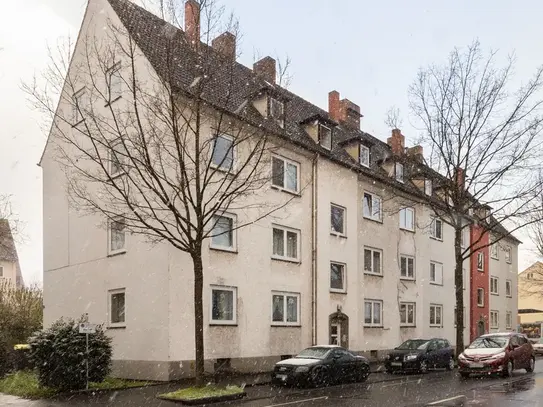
311 153 319 346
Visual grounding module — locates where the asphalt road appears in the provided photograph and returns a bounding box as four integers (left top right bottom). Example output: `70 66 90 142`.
3 362 543 406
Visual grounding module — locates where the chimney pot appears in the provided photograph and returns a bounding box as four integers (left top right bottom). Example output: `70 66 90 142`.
212 32 236 61
406 145 424 162
185 0 200 48
387 129 405 156
254 56 276 84
327 90 361 130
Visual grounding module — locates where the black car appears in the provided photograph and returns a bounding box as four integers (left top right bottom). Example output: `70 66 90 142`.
384 338 454 373
272 345 371 387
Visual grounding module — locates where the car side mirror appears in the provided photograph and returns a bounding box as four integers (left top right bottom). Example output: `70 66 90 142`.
511 343 519 349
333 354 341 360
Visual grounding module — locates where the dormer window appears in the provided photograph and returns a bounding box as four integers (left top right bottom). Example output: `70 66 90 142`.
360 145 370 167
318 124 332 150
395 163 404 183
269 97 284 127
424 179 432 196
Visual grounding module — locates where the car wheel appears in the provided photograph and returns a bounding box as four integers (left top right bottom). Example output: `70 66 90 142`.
311 367 329 387
419 359 428 374
502 360 514 378
357 365 370 382
446 357 455 371
526 357 535 373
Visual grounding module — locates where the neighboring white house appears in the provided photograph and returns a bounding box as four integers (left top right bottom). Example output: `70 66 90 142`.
41 0 518 381
0 219 24 289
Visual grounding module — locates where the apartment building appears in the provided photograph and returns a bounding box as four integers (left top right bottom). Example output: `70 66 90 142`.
40 0 518 380
518 262 543 325
0 219 24 289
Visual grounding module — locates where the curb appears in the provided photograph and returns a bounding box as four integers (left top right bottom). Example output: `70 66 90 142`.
157 391 246 405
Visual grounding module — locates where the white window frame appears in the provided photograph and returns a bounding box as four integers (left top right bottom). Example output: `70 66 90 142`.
424 179 432 196
330 262 346 293
505 246 512 263
107 62 122 103
364 247 382 276
271 291 300 326
359 144 370 167
430 218 443 240
210 133 235 172
364 299 383 327
506 279 512 297
490 276 499 295
395 162 404 183
108 216 126 255
477 288 485 307
429 261 443 285
363 192 382 222
210 285 237 325
318 124 332 150
506 311 513 329
399 207 415 231
72 88 86 124
429 304 443 327
490 243 499 260
271 225 300 262
109 142 126 177
490 310 499 329
330 203 346 236
400 255 415 280
399 302 416 327
209 213 237 252
460 227 469 248
477 252 484 272
108 288 126 328
269 97 284 121
271 155 300 194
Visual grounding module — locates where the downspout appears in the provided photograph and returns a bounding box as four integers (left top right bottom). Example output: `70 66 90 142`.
311 153 319 346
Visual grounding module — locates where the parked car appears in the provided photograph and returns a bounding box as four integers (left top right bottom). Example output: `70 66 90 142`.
530 340 543 355
384 338 454 373
271 345 370 387
458 332 535 378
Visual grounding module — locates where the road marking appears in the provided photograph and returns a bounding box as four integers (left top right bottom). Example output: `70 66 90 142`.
263 396 328 407
380 377 423 388
426 395 467 405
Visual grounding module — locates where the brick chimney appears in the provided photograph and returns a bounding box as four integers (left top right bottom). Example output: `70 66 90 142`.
185 0 200 48
455 167 465 190
253 56 276 84
406 145 424 162
328 90 361 130
387 129 405 156
212 32 236 61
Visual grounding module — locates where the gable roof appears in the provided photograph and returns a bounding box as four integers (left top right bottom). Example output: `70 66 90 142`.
0 219 24 288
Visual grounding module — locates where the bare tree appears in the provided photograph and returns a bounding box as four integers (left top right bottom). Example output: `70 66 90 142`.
24 0 297 386
0 195 23 257
384 105 403 130
404 40 543 355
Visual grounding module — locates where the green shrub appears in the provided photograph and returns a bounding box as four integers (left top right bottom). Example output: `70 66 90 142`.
28 316 112 391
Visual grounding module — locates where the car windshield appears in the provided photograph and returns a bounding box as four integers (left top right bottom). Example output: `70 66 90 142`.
396 340 430 350
296 347 332 359
468 336 509 349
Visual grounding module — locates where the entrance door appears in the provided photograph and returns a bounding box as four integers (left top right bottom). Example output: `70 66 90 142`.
329 312 349 348
477 320 485 337
330 323 341 345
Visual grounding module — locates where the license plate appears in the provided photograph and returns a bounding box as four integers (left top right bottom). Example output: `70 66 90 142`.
391 362 402 367
276 374 287 380
470 363 484 368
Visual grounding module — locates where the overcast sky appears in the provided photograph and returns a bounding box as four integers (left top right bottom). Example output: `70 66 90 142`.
1 0 542 283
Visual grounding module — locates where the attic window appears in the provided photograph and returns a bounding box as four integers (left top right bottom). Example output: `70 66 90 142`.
395 163 404 183
269 97 284 127
424 179 432 196
359 145 370 167
319 124 332 150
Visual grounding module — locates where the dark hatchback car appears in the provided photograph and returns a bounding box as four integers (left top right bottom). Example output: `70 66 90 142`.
272 345 371 387
458 332 534 378
385 338 454 373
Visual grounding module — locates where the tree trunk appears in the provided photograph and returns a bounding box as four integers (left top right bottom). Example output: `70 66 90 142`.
192 249 205 387
454 227 465 358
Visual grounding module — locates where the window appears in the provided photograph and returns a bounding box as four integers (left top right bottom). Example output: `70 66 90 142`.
0 266 3 277
319 124 332 150
505 246 512 263
330 204 345 235
430 262 443 285
108 62 122 102
490 276 499 295
400 302 415 327
506 280 512 297
272 225 300 262
424 179 432 196
210 214 236 251
506 312 513 329
430 218 443 240
330 262 346 293
211 286 237 324
364 299 383 327
429 304 442 327
271 156 299 193
270 97 284 126
399 207 415 231
491 243 499 260
490 310 499 329
477 288 484 307
460 228 469 248
527 272 534 280
395 163 404 183
108 216 126 254
477 252 484 271
363 192 382 221
359 145 370 167
400 255 415 280
109 289 125 326
364 248 382 275
271 292 300 325
211 134 234 171
109 142 126 176
72 88 87 124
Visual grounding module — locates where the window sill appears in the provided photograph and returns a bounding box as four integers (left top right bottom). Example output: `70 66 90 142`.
364 272 383 277
491 257 499 261
107 325 126 330
271 324 301 328
71 119 85 128
271 256 300 264
506 295 513 298
363 325 384 329
210 246 238 254
104 96 122 107
429 325 443 328
363 216 382 224
330 232 347 239
400 325 416 328
330 289 347 295
506 261 512 264
400 277 416 282
209 323 238 327
210 164 235 175
400 227 415 233
270 185 301 197
477 269 485 273
477 304 484 308
108 250 127 258
429 236 443 242
110 171 126 180
429 282 443 286
491 293 499 296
